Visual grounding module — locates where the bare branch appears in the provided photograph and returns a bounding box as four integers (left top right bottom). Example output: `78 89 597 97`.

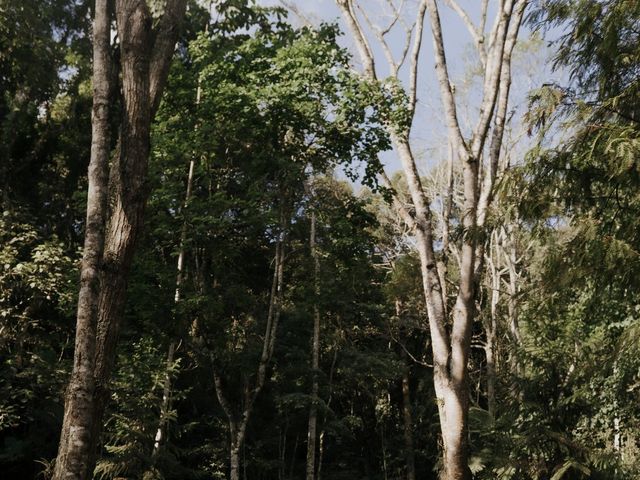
471 0 518 159
390 329 433 367
443 0 486 66
381 0 405 35
425 0 467 157
395 19 415 73
380 170 417 229
408 0 427 114
477 0 527 226
358 4 399 74
278 0 314 27
480 0 489 35
336 0 377 79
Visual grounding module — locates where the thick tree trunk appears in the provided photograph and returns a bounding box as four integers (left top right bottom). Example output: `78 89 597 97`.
90 2 154 467
435 380 471 480
306 211 320 480
54 1 186 476
406 147 471 479
52 1 112 477
435 155 477 480
400 135 469 479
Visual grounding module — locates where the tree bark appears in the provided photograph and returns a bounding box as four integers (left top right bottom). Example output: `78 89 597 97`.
485 239 500 419
230 442 241 480
306 210 321 480
52 0 112 477
90 2 154 469
401 354 416 480
54 1 186 477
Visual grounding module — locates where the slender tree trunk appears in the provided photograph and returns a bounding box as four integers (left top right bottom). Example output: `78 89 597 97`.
279 421 288 480
151 82 199 459
230 442 241 480
317 431 325 480
485 248 499 419
506 225 522 347
334 2 527 478
394 299 417 480
288 434 299 480
485 321 497 419
614 417 621 452
306 210 321 480
152 340 176 460
213 219 288 479
401 354 416 480
437 141 455 314
52 1 112 477
381 422 388 480
317 345 337 480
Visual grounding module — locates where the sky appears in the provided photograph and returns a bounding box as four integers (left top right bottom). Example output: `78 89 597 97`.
256 0 564 179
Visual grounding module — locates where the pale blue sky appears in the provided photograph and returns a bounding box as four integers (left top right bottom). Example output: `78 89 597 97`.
258 1 562 178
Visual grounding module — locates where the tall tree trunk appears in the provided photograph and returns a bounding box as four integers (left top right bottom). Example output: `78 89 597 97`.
332 1 527 477
151 79 200 460
91 2 154 468
306 210 321 480
54 1 187 476
485 239 500 419
288 433 299 480
52 1 112 477
401 353 416 480
152 340 176 459
316 344 337 480
213 220 287 479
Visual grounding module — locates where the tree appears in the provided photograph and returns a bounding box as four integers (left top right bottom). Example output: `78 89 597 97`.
333 0 528 477
53 1 187 478
145 7 392 476
470 0 640 477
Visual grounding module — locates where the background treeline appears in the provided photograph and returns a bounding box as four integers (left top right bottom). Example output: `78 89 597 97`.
1 0 639 479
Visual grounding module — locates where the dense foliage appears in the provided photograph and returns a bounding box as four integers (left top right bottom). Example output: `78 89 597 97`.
1 0 639 479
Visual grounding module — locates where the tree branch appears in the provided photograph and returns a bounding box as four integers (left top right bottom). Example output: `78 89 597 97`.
425 0 468 158
408 0 427 115
443 0 486 66
149 0 188 116
379 170 417 229
336 0 377 79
